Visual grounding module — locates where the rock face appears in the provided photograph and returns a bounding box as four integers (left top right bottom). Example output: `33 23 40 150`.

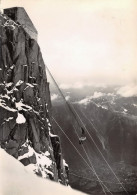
0 8 68 185
4 7 38 40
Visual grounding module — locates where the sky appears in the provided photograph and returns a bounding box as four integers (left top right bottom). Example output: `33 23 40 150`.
1 0 137 87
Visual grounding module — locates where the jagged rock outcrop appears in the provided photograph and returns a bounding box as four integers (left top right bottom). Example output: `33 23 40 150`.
4 7 38 40
0 7 69 185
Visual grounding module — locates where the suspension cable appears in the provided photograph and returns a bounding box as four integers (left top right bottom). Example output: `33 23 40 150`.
46 65 81 128
73 126 113 195
53 116 112 195
71 104 129 195
52 117 94 173
45 64 128 194
69 171 122 184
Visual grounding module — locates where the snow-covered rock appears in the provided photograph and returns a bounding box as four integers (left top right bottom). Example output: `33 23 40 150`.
0 148 85 195
0 8 69 186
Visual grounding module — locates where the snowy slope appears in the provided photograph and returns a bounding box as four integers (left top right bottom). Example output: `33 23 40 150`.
0 149 85 195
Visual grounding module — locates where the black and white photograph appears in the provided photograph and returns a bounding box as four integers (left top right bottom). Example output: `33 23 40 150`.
0 0 137 194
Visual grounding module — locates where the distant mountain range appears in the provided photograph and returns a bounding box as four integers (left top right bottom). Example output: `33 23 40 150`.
51 85 137 194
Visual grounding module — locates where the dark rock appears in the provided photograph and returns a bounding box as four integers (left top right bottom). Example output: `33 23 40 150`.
0 8 68 185
18 145 29 156
4 7 38 41
29 154 36 164
5 139 19 158
20 154 36 165
20 158 30 166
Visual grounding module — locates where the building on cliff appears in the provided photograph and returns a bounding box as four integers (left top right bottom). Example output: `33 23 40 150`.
0 7 69 185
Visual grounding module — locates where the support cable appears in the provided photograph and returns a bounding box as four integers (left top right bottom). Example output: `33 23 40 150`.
45 64 128 194
53 116 113 195
52 117 94 173
46 65 81 128
73 126 113 195
71 104 129 195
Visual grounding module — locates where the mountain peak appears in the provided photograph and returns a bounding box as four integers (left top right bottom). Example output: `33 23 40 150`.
0 8 68 186
4 7 38 40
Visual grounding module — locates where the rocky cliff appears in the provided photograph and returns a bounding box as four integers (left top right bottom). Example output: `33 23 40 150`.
0 7 68 185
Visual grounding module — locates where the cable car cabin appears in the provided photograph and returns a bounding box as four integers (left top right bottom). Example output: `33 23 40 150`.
79 136 86 144
79 127 86 144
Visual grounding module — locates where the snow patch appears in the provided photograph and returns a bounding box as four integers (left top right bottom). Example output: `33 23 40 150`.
124 109 127 112
3 19 19 30
48 123 52 127
0 148 85 195
46 118 49 122
6 82 13 87
36 152 52 168
16 80 24 87
45 169 54 177
0 98 17 112
26 83 34 88
25 164 36 173
18 145 34 160
16 100 32 111
45 151 50 156
10 65 15 70
63 159 68 167
101 105 108 110
18 143 52 173
16 113 26 124
13 87 18 91
49 132 58 138
5 117 14 122
0 94 10 100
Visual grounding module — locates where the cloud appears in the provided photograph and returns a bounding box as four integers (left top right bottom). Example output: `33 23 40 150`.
92 92 104 98
65 96 70 101
60 83 84 89
59 84 72 89
78 91 104 105
117 84 137 97
60 83 107 90
51 94 58 101
78 97 91 105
